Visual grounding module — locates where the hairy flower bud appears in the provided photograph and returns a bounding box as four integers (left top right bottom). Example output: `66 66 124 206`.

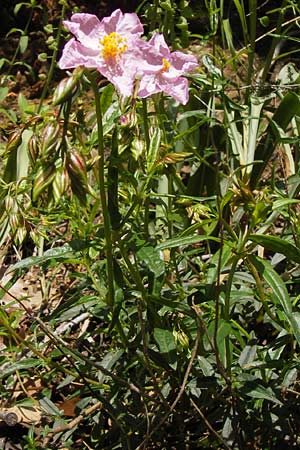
53 167 70 202
66 149 87 183
5 130 22 155
52 67 83 106
40 124 60 156
28 135 40 163
32 163 56 202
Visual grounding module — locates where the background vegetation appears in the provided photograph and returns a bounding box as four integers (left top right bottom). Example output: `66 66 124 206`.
1 0 300 449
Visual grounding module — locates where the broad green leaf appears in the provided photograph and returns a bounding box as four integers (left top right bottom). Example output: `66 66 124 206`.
17 129 31 180
245 384 283 406
19 35 28 54
197 356 214 376
39 397 62 416
249 256 300 345
238 342 257 367
154 328 177 369
249 234 300 264
98 350 124 383
136 246 165 277
0 86 8 103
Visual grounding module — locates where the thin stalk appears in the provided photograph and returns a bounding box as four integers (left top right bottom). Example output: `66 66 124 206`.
259 0 288 84
246 0 257 102
37 0 67 112
89 73 114 309
142 98 150 152
246 257 283 326
223 253 241 372
6 7 34 77
150 0 160 31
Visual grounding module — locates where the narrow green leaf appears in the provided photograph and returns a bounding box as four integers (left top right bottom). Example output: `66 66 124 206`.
7 244 76 272
286 312 300 347
249 234 300 264
156 234 220 251
2 358 41 377
249 255 292 315
272 198 300 210
147 128 161 172
250 92 300 188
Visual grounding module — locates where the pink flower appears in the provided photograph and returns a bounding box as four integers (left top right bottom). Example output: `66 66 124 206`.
137 33 198 105
58 9 145 97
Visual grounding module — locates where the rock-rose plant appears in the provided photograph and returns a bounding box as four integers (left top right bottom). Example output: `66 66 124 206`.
59 9 198 103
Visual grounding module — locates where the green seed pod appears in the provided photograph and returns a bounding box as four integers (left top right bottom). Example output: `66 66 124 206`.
52 67 83 106
40 124 60 156
32 163 56 202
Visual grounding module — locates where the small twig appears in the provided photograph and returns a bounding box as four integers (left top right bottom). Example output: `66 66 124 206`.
137 325 201 449
190 398 231 450
137 298 171 411
42 401 101 446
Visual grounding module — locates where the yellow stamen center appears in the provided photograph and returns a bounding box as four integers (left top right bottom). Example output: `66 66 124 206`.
100 32 128 60
161 58 171 72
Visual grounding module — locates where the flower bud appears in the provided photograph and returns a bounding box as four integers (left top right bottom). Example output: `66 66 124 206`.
66 149 88 204
5 195 14 212
52 68 83 106
5 131 22 155
40 124 60 156
52 167 70 202
176 330 189 350
66 149 87 184
28 135 40 163
32 163 56 202
131 137 144 160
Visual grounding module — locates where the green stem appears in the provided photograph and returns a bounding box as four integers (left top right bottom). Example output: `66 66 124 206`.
259 0 288 84
246 257 282 326
89 73 114 309
7 6 34 78
150 0 160 31
37 0 67 113
142 98 150 152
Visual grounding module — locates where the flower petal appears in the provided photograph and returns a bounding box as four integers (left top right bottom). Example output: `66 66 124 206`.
138 75 161 98
171 51 198 73
163 77 189 104
58 38 99 69
100 9 143 36
63 13 102 44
